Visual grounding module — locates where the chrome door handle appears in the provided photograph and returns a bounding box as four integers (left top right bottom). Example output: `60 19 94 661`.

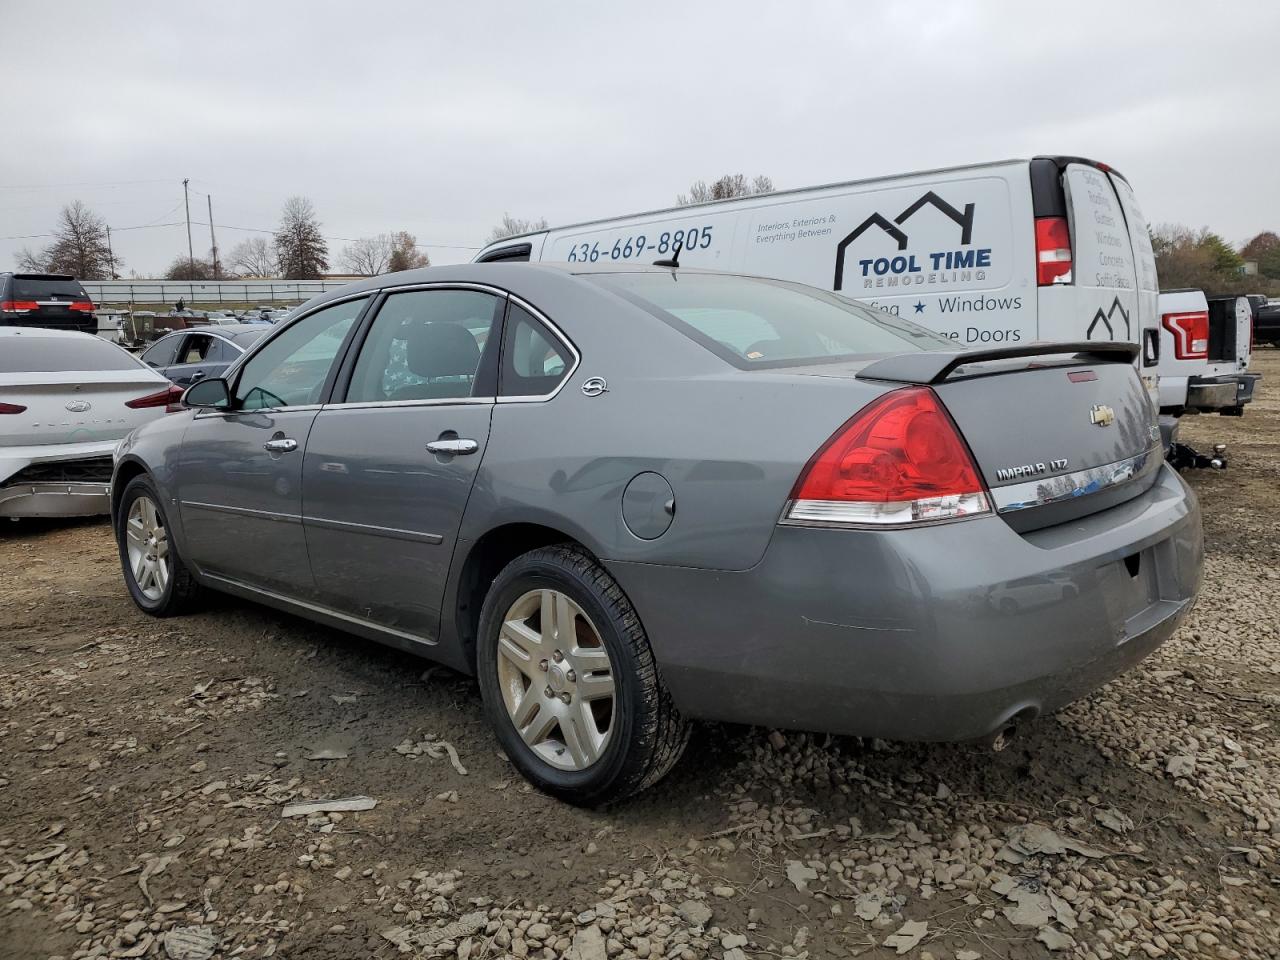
191 370 206 381
425 438 479 455
263 438 298 453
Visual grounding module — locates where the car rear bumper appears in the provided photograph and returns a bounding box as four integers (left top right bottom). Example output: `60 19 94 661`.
606 464 1202 742
0 439 119 518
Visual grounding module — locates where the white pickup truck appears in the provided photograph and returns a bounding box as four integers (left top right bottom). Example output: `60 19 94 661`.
1156 289 1261 468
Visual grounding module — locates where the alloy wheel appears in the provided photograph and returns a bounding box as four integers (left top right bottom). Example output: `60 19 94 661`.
495 588 616 770
125 496 170 601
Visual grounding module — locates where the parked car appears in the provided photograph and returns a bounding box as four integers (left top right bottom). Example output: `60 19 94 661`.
1255 299 1280 346
1156 290 1259 416
0 273 96 334
139 324 269 386
110 264 1203 804
1 328 181 518
473 155 1163 407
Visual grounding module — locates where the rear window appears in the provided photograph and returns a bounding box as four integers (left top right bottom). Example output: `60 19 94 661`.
12 276 87 299
590 272 953 369
0 335 143 373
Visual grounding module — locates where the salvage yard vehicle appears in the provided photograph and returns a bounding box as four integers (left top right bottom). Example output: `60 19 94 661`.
0 272 97 334
1 328 182 518
140 324 269 386
110 264 1204 804
474 156 1163 404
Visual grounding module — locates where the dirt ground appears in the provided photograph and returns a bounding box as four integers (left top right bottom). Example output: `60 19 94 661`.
2 353 1277 960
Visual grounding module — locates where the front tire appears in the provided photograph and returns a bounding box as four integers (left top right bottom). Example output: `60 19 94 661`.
476 545 690 805
115 475 200 616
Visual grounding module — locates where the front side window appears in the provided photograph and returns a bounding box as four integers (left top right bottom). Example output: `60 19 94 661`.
234 298 366 410
591 272 954 369
345 289 502 403
500 303 573 397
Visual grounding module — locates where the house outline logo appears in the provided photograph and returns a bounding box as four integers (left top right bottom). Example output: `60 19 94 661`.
833 191 976 290
1086 297 1131 340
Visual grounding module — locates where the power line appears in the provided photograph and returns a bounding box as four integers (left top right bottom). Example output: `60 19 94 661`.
0 178 177 191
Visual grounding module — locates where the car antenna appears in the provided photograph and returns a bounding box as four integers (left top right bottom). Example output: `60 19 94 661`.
653 239 683 269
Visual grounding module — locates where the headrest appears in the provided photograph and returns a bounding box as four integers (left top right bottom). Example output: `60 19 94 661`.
405 322 480 380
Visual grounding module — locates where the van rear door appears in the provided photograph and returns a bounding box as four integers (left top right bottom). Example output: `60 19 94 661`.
1107 174 1160 401
1061 164 1140 345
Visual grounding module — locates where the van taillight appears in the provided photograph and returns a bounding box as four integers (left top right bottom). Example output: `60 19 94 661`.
1162 311 1209 360
0 300 39 312
1035 217 1072 286
784 386 990 527
69 300 95 312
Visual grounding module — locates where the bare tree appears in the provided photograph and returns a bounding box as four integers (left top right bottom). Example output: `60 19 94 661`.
164 255 217 281
341 234 394 276
16 201 117 279
229 237 278 277
274 196 329 279
387 231 430 272
677 174 774 206
488 213 549 243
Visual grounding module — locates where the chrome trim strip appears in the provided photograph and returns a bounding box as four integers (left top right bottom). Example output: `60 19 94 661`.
192 404 324 419
991 445 1162 513
321 397 494 412
181 500 301 524
304 514 443 544
198 572 435 647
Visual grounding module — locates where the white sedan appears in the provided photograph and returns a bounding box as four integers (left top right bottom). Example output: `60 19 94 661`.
1 327 181 518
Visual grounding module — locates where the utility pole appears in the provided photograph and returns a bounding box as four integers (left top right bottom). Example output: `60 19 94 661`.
105 225 117 279
182 178 194 276
206 194 220 279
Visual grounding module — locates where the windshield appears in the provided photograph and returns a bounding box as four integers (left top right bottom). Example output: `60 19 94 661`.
0 335 144 373
590 272 953 369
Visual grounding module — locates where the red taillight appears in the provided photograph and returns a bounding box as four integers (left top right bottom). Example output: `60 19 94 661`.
0 402 27 414
786 386 990 526
1035 216 1072 286
1162 311 1209 360
0 300 39 312
126 384 186 412
69 300 95 312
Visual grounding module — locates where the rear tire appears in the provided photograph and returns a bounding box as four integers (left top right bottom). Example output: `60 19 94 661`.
476 544 690 805
115 475 200 617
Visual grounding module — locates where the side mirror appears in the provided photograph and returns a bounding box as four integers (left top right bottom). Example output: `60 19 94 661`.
183 377 231 409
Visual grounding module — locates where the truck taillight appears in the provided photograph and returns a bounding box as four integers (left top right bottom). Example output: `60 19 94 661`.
126 384 186 412
0 403 28 414
1035 217 1072 286
1162 311 1209 360
0 300 38 312
784 386 990 527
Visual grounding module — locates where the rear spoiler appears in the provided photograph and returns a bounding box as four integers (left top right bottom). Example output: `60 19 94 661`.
856 341 1139 385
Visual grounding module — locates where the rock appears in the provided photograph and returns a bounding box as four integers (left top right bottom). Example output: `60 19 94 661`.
281 796 376 817
566 925 607 960
884 920 928 955
768 731 787 750
722 934 748 949
1095 808 1135 834
956 951 981 960
855 893 883 921
1036 926 1074 951
711 885 736 898
998 824 1108 860
1165 755 1195 778
163 926 218 960
785 860 818 892
676 900 711 927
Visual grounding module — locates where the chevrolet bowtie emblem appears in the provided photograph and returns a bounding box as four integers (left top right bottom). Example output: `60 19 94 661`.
1090 404 1116 427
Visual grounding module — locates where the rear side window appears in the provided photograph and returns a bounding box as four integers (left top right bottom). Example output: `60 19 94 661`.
499 304 573 397
0 335 143 373
141 335 182 367
12 277 87 298
591 273 953 369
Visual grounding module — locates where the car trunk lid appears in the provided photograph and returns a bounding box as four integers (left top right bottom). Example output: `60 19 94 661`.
0 370 172 447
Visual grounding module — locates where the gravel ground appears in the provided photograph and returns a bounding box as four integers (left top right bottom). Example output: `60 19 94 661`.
1 351 1277 960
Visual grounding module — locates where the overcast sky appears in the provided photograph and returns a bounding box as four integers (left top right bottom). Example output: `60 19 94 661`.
2 0 1276 276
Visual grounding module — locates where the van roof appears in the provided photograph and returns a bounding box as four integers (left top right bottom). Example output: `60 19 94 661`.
482 155 1125 248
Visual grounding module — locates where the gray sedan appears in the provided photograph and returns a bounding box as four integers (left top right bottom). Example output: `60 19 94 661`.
110 264 1203 804
139 324 268 386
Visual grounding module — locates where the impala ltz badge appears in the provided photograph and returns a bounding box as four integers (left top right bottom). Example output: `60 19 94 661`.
1090 404 1116 427
65 400 92 413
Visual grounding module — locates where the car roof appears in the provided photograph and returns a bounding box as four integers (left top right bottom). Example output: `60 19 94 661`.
0 326 99 340
156 322 266 339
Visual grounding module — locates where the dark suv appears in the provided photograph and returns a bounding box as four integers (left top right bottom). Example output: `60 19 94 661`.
0 273 96 333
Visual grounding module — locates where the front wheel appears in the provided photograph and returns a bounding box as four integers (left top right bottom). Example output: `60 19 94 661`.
115 475 201 616
476 545 690 805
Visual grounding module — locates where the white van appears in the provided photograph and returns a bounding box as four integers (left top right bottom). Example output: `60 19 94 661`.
475 156 1161 395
